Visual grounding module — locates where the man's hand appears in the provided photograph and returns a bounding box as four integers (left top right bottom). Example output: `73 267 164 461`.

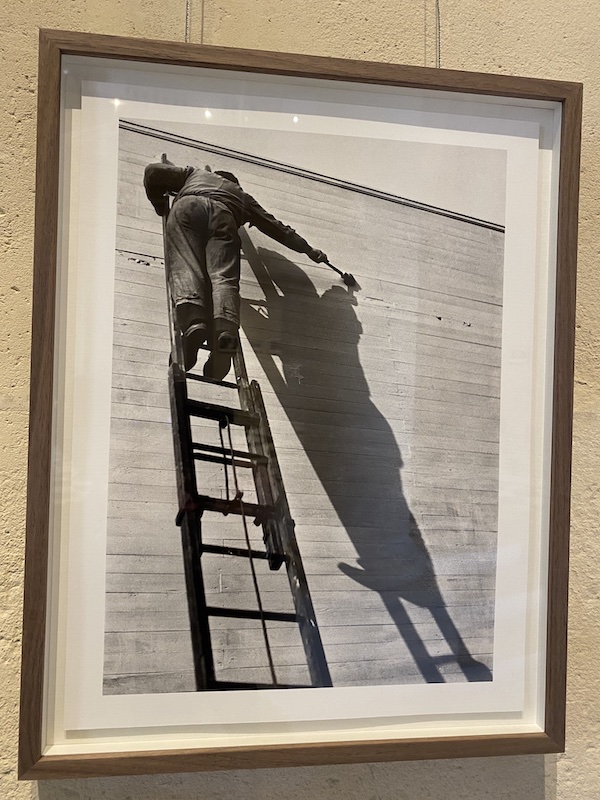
151 196 170 217
307 248 329 263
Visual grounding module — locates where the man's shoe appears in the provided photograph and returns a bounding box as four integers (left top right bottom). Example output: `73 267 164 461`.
182 322 208 371
216 329 239 353
213 318 239 353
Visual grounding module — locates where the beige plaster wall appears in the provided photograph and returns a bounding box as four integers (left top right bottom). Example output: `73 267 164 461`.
1 1 597 798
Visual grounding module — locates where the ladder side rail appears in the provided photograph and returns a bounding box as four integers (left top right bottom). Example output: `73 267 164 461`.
237 231 332 686
233 349 284 570
168 362 216 690
249 381 333 688
161 201 216 691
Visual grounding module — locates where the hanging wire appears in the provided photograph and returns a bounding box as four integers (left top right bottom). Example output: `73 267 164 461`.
224 417 278 685
185 0 191 42
185 0 206 44
218 422 231 502
435 0 442 68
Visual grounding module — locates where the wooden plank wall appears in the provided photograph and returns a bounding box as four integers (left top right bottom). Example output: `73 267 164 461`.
103 125 503 693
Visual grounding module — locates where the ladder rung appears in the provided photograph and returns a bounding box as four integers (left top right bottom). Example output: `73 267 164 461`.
196 494 275 521
206 607 298 622
193 453 256 468
187 399 258 427
192 442 268 464
211 680 310 690
202 543 269 559
186 373 238 389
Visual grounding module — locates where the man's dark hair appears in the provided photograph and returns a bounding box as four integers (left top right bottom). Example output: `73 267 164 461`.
214 170 240 185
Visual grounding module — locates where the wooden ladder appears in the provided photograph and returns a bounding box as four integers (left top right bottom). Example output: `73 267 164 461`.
161 204 332 691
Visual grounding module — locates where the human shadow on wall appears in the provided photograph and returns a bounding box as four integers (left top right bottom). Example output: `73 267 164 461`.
240 232 492 684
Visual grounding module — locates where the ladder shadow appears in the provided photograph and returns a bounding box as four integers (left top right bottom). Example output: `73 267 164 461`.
240 235 492 685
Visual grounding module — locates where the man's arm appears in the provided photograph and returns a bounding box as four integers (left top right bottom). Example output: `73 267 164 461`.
244 194 328 263
143 163 193 216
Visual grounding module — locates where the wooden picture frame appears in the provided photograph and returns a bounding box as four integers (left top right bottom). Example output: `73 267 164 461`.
19 28 581 779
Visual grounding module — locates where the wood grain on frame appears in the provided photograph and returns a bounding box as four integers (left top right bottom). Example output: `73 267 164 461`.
545 77 582 748
19 29 62 779
19 27 582 780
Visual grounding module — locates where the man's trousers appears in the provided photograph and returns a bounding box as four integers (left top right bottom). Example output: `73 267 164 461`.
165 194 241 331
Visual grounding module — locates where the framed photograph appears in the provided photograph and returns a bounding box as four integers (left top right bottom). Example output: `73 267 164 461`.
19 28 581 779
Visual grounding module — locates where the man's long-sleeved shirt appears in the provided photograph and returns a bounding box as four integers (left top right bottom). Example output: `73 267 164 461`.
144 163 314 255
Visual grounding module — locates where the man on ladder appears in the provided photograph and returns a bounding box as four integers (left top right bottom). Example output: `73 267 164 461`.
144 160 329 380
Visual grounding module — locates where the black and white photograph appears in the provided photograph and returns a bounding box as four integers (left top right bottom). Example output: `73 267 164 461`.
19 35 580 777
14 24 583 783
102 116 506 695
